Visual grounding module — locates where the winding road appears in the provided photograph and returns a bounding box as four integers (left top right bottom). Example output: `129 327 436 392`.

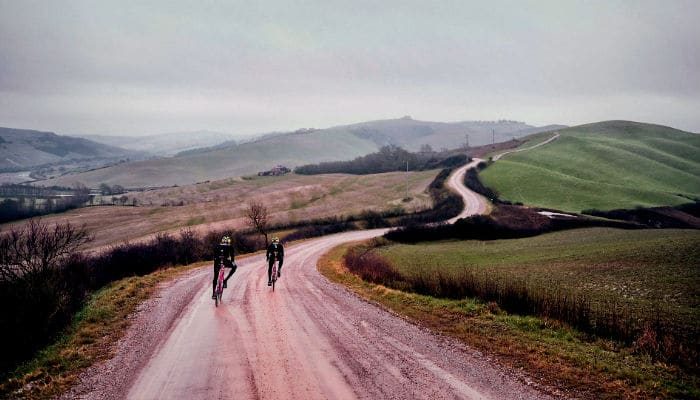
66 158 554 400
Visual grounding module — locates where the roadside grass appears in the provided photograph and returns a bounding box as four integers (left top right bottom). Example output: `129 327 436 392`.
0 262 205 400
480 121 700 212
319 241 700 399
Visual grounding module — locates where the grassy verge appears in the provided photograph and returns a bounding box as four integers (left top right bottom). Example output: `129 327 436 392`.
319 241 700 399
0 262 205 400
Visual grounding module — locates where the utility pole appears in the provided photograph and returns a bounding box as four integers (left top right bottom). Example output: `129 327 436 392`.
492 129 495 145
405 160 409 200
464 133 470 161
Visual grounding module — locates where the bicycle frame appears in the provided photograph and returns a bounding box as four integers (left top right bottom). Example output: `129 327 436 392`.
215 264 226 307
270 260 278 292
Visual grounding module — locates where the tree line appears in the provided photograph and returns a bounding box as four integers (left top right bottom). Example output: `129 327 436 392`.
294 145 467 175
0 183 136 224
0 184 92 223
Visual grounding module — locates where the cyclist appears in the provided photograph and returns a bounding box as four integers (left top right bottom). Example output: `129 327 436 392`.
266 236 284 286
212 236 238 299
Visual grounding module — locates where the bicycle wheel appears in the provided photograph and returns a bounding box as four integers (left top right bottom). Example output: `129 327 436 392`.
215 268 225 307
271 262 277 292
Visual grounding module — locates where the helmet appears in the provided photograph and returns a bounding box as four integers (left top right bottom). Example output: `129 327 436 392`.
272 237 279 243
220 236 231 245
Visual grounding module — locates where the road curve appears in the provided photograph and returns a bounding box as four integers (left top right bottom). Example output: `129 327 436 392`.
68 164 554 400
447 159 489 223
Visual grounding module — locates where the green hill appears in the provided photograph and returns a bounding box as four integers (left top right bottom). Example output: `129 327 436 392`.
480 121 700 212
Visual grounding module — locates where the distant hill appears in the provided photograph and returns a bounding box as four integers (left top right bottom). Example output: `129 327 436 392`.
329 117 565 151
0 127 138 171
480 120 700 212
40 118 562 188
81 130 236 157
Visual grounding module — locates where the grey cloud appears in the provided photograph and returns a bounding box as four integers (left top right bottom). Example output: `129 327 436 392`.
0 0 698 135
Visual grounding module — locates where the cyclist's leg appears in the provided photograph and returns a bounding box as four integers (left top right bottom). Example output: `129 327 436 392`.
278 258 283 277
223 259 236 286
267 258 274 284
212 260 221 297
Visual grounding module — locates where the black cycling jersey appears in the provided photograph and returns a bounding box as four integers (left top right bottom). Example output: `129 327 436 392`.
266 242 284 283
215 243 234 260
212 244 237 294
266 242 284 261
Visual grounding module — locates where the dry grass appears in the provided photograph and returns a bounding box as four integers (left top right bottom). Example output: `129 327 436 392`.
3 171 436 251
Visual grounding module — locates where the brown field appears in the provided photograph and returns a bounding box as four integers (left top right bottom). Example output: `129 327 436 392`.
2 171 437 251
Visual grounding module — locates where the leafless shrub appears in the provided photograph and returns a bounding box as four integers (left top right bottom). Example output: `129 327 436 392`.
246 201 269 245
634 323 660 356
0 219 92 375
344 247 402 286
0 219 92 282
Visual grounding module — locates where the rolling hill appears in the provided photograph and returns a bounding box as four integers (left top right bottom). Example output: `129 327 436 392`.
480 121 700 212
81 130 237 157
321 117 565 151
39 117 562 188
0 127 139 171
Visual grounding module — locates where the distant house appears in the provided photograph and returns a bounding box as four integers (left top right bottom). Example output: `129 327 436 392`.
258 165 291 176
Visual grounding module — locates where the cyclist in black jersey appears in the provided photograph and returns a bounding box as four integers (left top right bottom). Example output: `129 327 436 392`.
212 236 237 299
266 237 284 286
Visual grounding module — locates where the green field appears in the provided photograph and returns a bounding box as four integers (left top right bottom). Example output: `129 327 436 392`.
327 228 700 398
378 228 700 325
480 121 700 212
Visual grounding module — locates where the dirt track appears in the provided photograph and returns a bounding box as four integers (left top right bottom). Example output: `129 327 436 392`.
447 159 489 222
492 133 560 161
64 163 555 400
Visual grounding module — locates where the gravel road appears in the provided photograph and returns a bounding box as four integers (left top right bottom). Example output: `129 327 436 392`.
63 163 556 400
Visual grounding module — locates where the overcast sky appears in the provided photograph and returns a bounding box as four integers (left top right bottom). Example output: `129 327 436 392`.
1 0 699 136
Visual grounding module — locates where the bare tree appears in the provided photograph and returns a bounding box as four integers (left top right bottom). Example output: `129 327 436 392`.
246 201 269 245
112 185 126 195
99 183 112 195
0 219 92 282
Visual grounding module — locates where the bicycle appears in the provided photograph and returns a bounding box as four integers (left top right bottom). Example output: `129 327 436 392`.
214 263 226 307
270 259 278 292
